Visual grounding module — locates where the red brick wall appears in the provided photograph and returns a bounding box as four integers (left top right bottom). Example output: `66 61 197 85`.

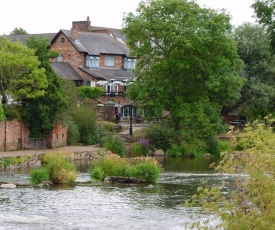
45 124 68 149
0 120 30 151
100 54 123 68
50 33 85 78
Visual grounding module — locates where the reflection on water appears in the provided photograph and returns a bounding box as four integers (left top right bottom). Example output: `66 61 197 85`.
0 157 224 230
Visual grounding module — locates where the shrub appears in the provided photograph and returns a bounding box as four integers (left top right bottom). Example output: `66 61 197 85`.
218 139 233 153
129 162 160 183
16 156 25 165
3 156 16 167
71 106 98 145
47 158 77 184
29 167 50 185
101 134 126 157
34 150 77 184
131 142 147 156
90 167 105 181
167 144 184 157
89 154 161 183
181 139 206 157
67 121 80 145
144 122 175 151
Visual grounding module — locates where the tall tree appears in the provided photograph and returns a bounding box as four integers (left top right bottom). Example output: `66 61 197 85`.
252 0 275 51
123 0 244 138
21 36 70 137
234 23 275 120
10 27 28 35
0 36 47 106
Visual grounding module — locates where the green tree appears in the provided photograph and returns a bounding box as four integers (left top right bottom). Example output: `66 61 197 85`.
21 36 69 137
234 23 275 120
252 0 275 51
10 27 28 35
0 36 47 106
123 0 244 139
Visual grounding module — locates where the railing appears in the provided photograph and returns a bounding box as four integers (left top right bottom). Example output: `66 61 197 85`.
26 138 46 149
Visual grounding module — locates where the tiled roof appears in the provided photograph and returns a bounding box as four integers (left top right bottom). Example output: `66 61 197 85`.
51 62 83 81
61 30 129 56
91 26 128 45
79 67 135 81
1 33 56 44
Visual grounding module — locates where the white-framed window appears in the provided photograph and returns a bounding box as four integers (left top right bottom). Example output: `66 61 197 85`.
105 56 115 66
57 55 62 62
86 55 100 68
123 58 136 69
86 80 91 86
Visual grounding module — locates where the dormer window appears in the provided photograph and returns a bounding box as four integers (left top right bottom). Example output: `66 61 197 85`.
86 55 100 68
105 56 114 66
123 58 136 70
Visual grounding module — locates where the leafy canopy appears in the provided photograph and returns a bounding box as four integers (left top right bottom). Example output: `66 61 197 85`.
0 36 47 106
252 0 275 51
10 27 28 35
234 23 275 120
123 0 244 137
21 36 69 137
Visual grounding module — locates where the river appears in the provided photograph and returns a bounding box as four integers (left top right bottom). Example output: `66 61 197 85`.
0 157 225 230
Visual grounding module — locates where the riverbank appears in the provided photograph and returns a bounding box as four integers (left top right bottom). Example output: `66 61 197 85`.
0 145 103 157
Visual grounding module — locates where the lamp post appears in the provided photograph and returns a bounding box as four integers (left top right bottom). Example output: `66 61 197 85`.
129 102 133 135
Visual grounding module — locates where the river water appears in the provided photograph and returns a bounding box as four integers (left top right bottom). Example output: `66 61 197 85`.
0 157 226 230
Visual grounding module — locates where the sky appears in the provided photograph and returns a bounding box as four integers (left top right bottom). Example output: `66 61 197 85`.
0 0 256 35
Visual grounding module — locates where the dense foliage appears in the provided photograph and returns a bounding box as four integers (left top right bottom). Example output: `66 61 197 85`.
30 151 77 185
123 0 244 138
186 118 275 229
252 0 275 52
0 37 47 107
78 86 104 99
234 23 275 120
89 153 161 183
69 106 98 145
10 27 28 35
21 36 69 137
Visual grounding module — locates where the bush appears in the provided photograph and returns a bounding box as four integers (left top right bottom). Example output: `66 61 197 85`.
144 122 175 151
71 106 98 145
16 156 25 165
67 121 80 145
181 139 206 157
89 154 161 183
167 144 184 157
131 143 147 156
33 151 77 185
29 167 50 185
101 134 126 157
47 158 77 184
129 162 160 183
3 156 16 167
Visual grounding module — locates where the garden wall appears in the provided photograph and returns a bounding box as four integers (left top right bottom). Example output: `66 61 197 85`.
0 120 30 151
0 120 68 151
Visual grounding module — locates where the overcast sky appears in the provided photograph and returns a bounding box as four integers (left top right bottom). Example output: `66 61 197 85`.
0 0 256 35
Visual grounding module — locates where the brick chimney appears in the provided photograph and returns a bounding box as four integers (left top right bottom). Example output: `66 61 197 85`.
71 16 91 40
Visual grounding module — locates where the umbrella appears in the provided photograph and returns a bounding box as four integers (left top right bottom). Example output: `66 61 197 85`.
96 80 109 85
